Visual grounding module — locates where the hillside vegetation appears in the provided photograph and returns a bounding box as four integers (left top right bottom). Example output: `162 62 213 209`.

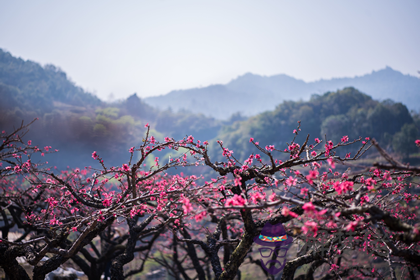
214 87 420 161
1 49 419 169
0 49 225 168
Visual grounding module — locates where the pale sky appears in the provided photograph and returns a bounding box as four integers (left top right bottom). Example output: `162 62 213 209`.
1 0 419 101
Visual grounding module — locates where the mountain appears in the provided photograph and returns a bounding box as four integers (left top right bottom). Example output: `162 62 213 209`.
0 48 102 114
212 87 419 162
144 67 420 119
1 48 419 169
0 49 224 169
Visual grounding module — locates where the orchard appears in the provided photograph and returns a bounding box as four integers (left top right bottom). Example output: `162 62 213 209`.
1 119 420 280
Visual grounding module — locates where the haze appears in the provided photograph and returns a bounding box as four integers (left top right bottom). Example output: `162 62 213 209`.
1 0 419 101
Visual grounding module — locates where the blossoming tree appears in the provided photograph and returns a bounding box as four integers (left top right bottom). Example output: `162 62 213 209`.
1 120 420 280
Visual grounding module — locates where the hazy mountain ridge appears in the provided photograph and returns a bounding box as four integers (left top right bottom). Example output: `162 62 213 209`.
0 49 225 169
0 48 102 114
145 67 420 119
1 48 419 169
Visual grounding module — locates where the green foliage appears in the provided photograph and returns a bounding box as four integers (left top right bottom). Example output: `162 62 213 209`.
321 114 350 143
366 100 413 141
114 115 137 126
214 87 416 161
392 123 420 159
154 109 221 141
0 48 102 114
93 123 108 136
1 46 418 168
95 107 120 118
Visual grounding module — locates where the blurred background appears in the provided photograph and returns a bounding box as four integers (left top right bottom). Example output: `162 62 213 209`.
1 0 419 169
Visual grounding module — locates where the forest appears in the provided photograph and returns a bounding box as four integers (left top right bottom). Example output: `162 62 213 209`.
1 48 420 280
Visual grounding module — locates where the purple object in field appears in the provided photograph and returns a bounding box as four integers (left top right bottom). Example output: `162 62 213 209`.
254 222 293 275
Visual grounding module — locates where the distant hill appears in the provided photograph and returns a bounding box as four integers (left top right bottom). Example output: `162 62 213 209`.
0 48 102 114
144 67 420 119
1 48 419 168
0 49 224 169
212 87 420 161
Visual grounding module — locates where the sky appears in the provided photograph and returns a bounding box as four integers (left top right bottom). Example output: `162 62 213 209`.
1 0 419 101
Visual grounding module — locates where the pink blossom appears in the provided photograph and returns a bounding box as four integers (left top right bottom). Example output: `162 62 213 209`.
288 143 300 152
341 135 349 143
249 137 254 142
314 138 321 143
360 195 370 205
326 220 337 228
325 141 334 156
234 176 242 186
122 164 130 172
345 220 359 231
415 139 420 147
225 194 246 207
129 147 134 153
181 197 193 214
383 172 392 181
103 198 112 207
302 202 315 212
14 165 22 173
268 192 278 202
72 227 78 232
329 264 339 272
281 206 299 218
144 123 149 128
27 140 32 145
130 208 138 218
285 176 297 186
265 145 275 151
311 151 317 157
327 158 335 169
300 187 309 195
49 217 59 225
365 178 376 190
302 220 318 236
250 192 265 204
92 151 98 160
333 181 354 195
195 211 206 222
306 170 318 185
